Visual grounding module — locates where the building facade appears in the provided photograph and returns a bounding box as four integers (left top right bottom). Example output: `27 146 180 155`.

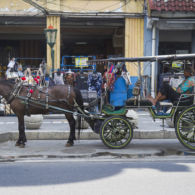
146 0 195 94
0 0 145 76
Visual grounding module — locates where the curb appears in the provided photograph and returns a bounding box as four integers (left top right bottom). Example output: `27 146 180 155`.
0 130 177 143
0 133 11 142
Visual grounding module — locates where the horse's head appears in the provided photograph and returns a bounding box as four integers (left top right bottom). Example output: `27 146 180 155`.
0 78 20 102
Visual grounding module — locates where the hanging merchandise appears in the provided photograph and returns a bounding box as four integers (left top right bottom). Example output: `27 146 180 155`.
110 77 127 107
75 71 88 90
108 63 114 73
87 71 102 97
110 65 128 107
102 63 115 91
121 64 131 85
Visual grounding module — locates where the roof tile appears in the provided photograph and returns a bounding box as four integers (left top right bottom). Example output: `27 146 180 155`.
148 0 195 12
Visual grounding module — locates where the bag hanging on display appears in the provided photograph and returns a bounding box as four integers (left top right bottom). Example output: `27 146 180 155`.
132 80 141 96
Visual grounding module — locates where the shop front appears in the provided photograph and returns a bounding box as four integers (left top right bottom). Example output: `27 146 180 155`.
146 0 195 94
0 0 145 78
0 16 46 77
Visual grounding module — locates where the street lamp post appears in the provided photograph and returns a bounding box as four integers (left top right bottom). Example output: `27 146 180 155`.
44 25 57 78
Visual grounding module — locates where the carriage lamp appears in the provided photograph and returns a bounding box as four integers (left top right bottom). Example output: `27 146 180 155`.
44 25 57 78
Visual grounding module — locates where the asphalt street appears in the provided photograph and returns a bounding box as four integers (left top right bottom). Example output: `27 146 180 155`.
0 160 195 195
1 110 193 163
0 112 194 195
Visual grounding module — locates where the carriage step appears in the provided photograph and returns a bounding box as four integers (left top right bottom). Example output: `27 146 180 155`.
155 112 170 116
151 106 172 118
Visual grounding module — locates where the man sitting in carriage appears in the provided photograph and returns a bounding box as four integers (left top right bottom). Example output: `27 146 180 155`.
147 67 195 106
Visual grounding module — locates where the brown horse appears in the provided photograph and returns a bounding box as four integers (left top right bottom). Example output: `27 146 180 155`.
0 78 94 147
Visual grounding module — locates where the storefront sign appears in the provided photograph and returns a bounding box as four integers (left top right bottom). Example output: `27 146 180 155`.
75 57 88 67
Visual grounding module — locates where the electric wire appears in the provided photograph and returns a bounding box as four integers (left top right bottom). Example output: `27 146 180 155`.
1 0 145 24
36 0 132 13
0 0 62 24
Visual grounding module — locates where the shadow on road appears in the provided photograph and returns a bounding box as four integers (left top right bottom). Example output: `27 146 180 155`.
0 160 192 187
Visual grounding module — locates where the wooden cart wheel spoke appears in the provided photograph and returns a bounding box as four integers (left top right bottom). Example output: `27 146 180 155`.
110 119 119 128
180 118 194 125
179 125 194 129
184 131 194 138
184 112 194 121
104 131 111 138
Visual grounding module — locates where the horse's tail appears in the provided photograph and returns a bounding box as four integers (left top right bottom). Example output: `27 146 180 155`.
74 87 84 140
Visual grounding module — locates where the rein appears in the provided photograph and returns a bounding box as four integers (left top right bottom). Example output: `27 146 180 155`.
17 95 91 118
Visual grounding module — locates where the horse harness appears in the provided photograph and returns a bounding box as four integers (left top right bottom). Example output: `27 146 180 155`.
7 80 23 104
7 81 87 117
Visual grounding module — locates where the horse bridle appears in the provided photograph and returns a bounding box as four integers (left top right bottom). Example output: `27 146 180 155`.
6 80 23 104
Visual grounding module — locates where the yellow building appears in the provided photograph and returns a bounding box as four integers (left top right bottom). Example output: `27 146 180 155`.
0 0 144 75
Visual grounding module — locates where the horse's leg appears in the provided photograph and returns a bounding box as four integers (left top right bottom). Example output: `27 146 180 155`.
15 114 27 148
65 113 76 147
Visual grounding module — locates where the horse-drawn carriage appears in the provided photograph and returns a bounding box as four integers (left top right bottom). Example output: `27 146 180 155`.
88 54 195 150
0 54 194 150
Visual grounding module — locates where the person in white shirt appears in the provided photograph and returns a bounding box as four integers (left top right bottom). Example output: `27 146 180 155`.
6 57 16 79
7 57 16 70
54 69 64 85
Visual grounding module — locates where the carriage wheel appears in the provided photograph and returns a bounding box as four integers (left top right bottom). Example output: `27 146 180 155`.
100 116 133 149
175 105 195 150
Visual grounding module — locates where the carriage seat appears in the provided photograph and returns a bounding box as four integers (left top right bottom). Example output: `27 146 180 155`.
102 104 127 116
173 96 194 106
126 98 153 107
159 96 193 107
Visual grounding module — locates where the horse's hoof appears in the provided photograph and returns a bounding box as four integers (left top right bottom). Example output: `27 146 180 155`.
65 142 74 147
19 144 25 148
15 141 25 148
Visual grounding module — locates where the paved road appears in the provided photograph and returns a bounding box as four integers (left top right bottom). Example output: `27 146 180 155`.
0 159 195 195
